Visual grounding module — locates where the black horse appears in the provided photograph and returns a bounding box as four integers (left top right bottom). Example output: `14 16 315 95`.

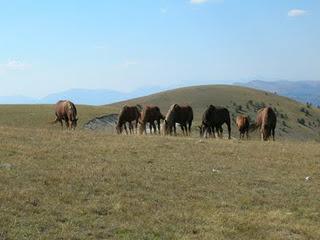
199 105 231 139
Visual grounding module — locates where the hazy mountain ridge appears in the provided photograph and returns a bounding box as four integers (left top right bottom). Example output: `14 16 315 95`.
0 87 168 105
1 80 320 106
235 80 320 106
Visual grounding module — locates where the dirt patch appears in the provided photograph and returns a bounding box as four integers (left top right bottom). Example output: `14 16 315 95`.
84 114 119 133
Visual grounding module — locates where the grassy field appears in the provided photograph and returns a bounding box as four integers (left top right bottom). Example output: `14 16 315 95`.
1 126 320 239
0 104 117 129
1 86 320 239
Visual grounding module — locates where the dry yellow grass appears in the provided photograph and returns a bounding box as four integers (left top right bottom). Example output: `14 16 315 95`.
1 124 320 239
1 86 320 239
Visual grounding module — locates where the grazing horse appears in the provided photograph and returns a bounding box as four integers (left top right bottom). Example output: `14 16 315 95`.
252 107 277 141
162 104 193 136
236 115 250 139
116 105 141 134
199 105 231 139
139 106 165 134
52 100 78 130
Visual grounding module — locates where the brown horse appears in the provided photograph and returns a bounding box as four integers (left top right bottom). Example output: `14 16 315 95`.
236 115 249 139
139 106 165 134
252 107 277 141
199 105 231 139
162 104 193 136
52 100 78 130
116 105 141 134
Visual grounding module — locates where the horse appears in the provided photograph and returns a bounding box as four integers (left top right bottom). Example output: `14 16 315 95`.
236 115 250 139
251 107 277 141
139 106 165 134
52 100 78 130
116 105 141 134
199 105 231 139
162 104 193 136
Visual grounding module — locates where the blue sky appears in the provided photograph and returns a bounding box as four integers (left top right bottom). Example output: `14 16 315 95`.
0 0 319 97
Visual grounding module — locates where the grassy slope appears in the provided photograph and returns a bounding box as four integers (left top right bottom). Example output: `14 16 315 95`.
1 85 320 239
0 104 117 129
112 85 320 140
1 127 320 239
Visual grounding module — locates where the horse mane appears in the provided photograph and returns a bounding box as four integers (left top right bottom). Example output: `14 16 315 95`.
165 104 178 125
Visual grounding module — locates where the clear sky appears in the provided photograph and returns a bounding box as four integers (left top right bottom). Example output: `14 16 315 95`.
0 0 319 97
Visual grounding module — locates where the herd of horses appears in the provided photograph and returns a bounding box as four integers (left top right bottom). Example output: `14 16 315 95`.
52 100 277 141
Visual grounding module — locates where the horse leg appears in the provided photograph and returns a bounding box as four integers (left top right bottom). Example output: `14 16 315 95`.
149 123 153 134
183 124 188 136
68 120 73 130
272 128 275 141
173 124 177 136
227 124 231 140
59 120 63 129
211 126 215 138
157 120 161 134
135 120 139 134
152 122 157 134
260 128 264 141
124 124 128 135
130 122 134 134
207 126 212 138
188 121 192 136
180 125 185 135
183 124 187 136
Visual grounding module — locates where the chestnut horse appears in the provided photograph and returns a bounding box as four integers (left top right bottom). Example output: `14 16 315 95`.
52 100 78 130
251 107 277 141
139 106 165 134
163 104 193 136
116 105 140 134
236 115 249 139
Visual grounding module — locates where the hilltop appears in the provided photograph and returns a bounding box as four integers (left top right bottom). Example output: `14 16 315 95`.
235 80 320 106
111 85 320 140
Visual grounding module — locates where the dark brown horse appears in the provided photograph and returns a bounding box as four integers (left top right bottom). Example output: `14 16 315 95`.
52 100 78 130
252 107 277 141
236 115 249 139
162 104 193 136
199 105 231 139
139 106 165 134
116 105 141 134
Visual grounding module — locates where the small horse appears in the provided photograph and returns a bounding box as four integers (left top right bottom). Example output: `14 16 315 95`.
139 106 165 134
251 107 277 141
52 100 78 130
199 105 231 139
116 105 140 134
236 115 250 139
162 104 193 136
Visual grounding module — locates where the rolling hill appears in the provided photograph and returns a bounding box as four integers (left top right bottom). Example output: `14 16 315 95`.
111 85 320 140
1 85 320 239
0 85 320 140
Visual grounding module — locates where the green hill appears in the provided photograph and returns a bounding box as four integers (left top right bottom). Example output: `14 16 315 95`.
111 85 320 140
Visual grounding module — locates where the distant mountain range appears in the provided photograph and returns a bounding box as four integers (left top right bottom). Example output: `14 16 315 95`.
0 86 169 105
1 80 320 105
234 80 320 106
